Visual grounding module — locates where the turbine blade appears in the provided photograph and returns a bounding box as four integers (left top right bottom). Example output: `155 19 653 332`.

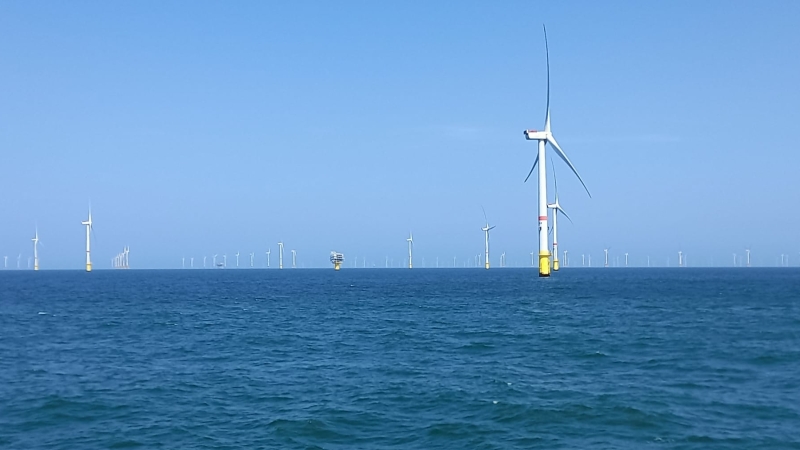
488 226 496 231
543 24 551 133
523 154 539 183
547 134 592 198
551 159 559 201
557 206 574 224
481 205 488 224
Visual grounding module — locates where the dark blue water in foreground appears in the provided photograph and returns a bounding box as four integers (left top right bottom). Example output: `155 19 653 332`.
1 268 799 449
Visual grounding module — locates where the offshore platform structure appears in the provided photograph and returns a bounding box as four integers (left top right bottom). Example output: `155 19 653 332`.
330 251 344 271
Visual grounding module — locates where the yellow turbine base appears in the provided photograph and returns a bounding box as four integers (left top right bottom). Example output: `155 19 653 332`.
34 265 39 271
334 262 341 271
485 262 490 270
553 259 560 271
86 263 92 272
538 251 551 277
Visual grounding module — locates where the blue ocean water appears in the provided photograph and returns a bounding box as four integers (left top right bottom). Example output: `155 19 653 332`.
1 268 799 449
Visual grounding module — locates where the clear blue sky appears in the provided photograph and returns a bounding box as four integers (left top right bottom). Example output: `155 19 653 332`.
1 1 799 269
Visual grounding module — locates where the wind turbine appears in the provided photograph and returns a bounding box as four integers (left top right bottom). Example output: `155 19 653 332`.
407 233 413 269
17 254 22 269
546 164 572 272
213 254 218 267
235 251 240 268
523 25 591 277
563 250 568 267
746 248 751 267
481 207 495 269
291 250 296 268
32 226 40 271
81 208 93 272
203 256 207 268
678 251 683 267
190 257 194 268
604 248 610 268
3 256 7 269
278 242 284 269
250 252 254 268
266 248 271 268
223 254 227 268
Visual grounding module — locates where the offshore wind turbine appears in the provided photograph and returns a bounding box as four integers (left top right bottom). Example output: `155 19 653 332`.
250 252 254 268
203 256 207 268
604 248 610 268
481 207 495 270
624 253 629 267
546 164 572 271
291 250 296 268
266 248 271 268
32 226 40 271
523 25 591 277
277 242 284 269
235 251 240 268
407 233 413 269
81 208 93 272
746 248 751 267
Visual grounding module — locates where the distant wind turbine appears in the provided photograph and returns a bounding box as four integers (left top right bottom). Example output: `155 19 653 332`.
81 207 94 272
266 248 271 268
546 163 572 272
235 251 240 268
604 248 610 268
481 206 495 270
523 25 591 277
407 233 413 269
250 252 254 268
291 250 296 268
32 226 40 271
278 242 284 269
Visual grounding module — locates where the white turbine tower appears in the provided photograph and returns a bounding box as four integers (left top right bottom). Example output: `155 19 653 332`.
624 253 629 267
678 251 683 268
523 26 591 277
81 208 93 272
235 251 240 268
604 248 610 268
546 164 572 272
250 252 254 268
278 242 284 269
266 248 271 268
481 207 495 270
291 250 297 268
203 256 207 268
406 233 413 269
32 226 40 271
746 248 751 267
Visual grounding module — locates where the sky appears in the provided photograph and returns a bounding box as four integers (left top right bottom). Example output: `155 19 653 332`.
1 1 799 269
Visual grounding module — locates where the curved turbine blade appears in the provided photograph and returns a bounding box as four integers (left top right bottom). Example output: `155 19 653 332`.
481 205 488 224
523 153 539 183
551 158 559 202
547 134 592 198
543 24 551 133
556 206 574 224
488 226 496 231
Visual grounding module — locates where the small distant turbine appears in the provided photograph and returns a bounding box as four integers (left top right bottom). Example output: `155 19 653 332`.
32 226 40 271
223 254 227 268
407 233 413 269
291 250 296 268
81 207 94 272
604 248 610 268
277 242 284 269
678 251 683 268
190 257 194 268
546 164 572 272
250 252 254 268
266 248 271 268
480 207 495 270
523 25 591 278
203 256 207 268
746 248 751 267
235 251 240 268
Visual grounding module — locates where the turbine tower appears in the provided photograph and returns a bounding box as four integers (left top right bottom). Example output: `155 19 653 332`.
81 208 93 272
678 251 683 268
250 252 254 268
235 251 240 268
291 250 296 268
604 248 610 268
746 248 751 267
624 253 629 267
266 248 271 268
523 25 591 277
277 242 284 269
546 164 572 272
32 226 40 271
481 207 495 270
406 233 413 269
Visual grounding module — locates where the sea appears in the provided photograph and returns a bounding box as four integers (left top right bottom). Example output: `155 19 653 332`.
1 268 798 449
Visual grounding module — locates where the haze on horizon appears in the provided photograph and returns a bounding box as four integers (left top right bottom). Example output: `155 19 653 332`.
1 1 798 269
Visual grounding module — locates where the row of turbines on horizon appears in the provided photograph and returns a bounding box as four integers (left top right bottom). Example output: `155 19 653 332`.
2 209 797 270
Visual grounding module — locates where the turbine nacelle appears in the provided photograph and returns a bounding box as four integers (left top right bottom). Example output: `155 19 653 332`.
524 130 548 141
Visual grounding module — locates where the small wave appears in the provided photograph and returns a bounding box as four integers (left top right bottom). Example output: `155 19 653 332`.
38 311 47 315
